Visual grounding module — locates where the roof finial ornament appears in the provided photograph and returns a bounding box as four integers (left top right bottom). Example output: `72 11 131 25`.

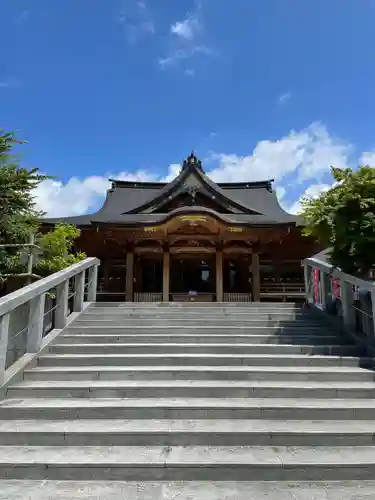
182 151 203 171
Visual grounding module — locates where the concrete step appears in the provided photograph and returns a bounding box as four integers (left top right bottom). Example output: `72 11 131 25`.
57 334 344 346
23 365 374 382
37 353 373 367
1 479 375 500
7 380 375 399
3 397 375 420
48 343 361 356
1 445 375 480
2 419 375 446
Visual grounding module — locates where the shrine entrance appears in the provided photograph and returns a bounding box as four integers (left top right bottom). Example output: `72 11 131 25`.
170 255 216 302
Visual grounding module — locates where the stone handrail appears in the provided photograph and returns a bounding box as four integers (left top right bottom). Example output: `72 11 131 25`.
0 257 100 384
304 256 375 338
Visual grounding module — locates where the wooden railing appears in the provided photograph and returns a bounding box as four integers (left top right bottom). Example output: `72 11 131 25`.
223 293 252 302
134 293 162 302
0 258 100 385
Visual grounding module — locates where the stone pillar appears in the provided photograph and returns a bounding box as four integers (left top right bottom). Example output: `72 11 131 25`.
252 251 260 302
216 251 223 302
126 251 134 302
163 251 170 302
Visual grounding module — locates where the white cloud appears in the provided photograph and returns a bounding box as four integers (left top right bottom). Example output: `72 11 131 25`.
278 91 291 105
34 171 154 217
15 9 29 25
275 185 286 201
118 1 155 44
34 122 355 218
184 68 195 77
0 77 22 89
158 45 214 68
286 183 333 215
171 16 200 40
207 122 351 184
360 151 375 167
159 5 215 69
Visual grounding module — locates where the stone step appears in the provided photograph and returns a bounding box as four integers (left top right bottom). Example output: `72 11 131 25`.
82 311 313 319
89 302 305 308
65 325 330 335
23 365 373 382
48 343 361 356
1 479 375 500
37 353 373 367
76 318 323 327
3 397 375 420
1 445 375 480
2 419 375 446
7 380 375 399
23 365 375 382
57 334 344 346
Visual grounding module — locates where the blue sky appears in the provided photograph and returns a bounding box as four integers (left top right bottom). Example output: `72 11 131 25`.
1 0 375 216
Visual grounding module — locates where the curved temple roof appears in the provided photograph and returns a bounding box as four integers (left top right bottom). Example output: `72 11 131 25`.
43 153 298 227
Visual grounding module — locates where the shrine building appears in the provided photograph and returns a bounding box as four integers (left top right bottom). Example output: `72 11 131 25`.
42 153 319 302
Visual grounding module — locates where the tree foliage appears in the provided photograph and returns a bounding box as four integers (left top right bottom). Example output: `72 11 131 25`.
35 223 86 276
300 166 375 276
0 131 85 284
0 130 48 277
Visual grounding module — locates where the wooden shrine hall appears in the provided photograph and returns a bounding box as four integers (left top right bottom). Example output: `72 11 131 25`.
43 153 319 302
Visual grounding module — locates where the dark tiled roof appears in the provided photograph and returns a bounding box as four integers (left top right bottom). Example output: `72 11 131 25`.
42 159 298 227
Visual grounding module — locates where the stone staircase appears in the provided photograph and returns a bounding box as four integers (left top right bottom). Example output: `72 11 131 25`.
1 301 375 498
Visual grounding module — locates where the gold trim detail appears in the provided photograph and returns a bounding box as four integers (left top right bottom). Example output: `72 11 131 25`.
228 227 243 232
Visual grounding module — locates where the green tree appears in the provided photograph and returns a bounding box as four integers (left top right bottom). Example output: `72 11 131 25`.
0 130 48 278
0 131 86 292
299 166 375 277
35 222 86 276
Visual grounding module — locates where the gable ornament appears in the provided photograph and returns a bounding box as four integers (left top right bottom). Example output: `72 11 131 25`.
182 151 203 171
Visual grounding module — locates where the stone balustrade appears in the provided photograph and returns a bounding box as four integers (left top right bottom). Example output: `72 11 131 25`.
0 258 100 385
304 256 375 339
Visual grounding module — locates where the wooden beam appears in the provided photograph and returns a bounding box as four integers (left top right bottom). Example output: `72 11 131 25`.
169 247 216 254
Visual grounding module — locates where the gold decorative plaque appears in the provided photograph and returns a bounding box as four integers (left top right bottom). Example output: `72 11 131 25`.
143 226 159 232
179 216 207 223
228 227 243 233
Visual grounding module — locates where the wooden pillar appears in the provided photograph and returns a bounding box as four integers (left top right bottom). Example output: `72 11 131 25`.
126 251 134 302
163 251 170 302
135 256 142 294
216 251 223 302
252 251 260 302
274 257 281 282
